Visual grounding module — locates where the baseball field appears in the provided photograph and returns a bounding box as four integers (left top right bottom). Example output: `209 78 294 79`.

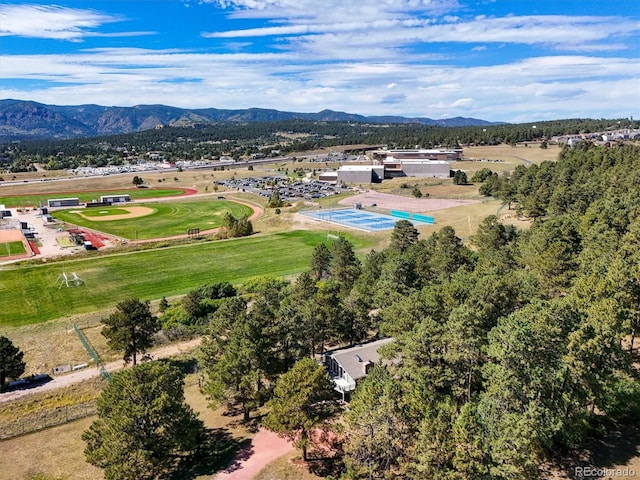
52 199 254 240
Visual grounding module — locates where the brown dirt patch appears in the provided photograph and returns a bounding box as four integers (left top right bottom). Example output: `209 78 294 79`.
339 191 479 213
78 206 154 221
0 229 24 242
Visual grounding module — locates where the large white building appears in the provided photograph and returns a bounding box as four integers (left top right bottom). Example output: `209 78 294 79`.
335 165 385 184
371 148 463 162
377 148 460 179
318 149 459 184
382 158 451 178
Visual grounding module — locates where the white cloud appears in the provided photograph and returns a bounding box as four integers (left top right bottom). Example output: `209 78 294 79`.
0 4 151 40
2 46 638 121
1 1 638 122
200 0 640 56
451 98 473 107
204 0 460 19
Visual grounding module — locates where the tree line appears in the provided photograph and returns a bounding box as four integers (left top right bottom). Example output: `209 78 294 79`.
2 117 635 172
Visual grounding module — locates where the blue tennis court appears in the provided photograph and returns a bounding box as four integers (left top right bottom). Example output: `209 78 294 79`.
300 208 432 232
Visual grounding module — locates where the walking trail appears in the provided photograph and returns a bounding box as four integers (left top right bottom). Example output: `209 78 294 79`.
214 428 295 480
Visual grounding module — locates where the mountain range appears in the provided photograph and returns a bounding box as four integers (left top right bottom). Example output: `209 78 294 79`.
0 99 501 141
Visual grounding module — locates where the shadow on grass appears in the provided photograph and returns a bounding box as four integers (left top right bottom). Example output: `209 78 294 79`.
307 456 346 479
306 428 345 479
163 357 199 376
169 427 251 480
551 422 640 479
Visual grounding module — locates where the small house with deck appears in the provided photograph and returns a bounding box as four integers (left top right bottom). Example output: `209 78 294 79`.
323 338 394 401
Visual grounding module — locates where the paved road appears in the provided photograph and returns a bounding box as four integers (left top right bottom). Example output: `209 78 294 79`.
0 337 201 403
513 155 533 165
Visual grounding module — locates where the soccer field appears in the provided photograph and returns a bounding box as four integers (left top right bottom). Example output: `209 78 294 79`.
0 230 329 327
52 199 253 239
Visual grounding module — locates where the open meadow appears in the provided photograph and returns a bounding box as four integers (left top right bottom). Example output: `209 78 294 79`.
52 199 253 240
0 368 257 480
461 143 561 167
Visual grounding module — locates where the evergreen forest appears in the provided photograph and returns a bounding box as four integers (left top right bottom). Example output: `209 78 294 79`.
161 143 640 479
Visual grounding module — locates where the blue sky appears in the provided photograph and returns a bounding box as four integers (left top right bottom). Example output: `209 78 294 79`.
1 0 639 122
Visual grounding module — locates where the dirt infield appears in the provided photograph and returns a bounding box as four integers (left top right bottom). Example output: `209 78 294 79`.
78 206 154 221
0 229 24 242
339 191 479 213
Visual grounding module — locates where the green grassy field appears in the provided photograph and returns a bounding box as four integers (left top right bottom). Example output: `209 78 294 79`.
0 230 355 327
52 199 253 240
0 241 26 257
0 187 191 208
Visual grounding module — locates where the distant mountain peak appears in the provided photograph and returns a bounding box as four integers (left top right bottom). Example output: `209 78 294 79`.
0 100 501 141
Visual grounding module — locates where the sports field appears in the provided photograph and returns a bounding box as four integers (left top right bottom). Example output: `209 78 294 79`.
0 241 26 257
0 230 360 327
300 208 433 232
52 200 253 240
0 188 193 208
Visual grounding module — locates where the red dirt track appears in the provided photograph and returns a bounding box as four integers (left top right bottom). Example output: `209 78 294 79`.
28 241 40 254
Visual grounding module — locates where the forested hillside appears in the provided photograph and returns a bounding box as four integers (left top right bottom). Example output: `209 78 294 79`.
338 143 640 478
1 117 635 173
155 143 640 479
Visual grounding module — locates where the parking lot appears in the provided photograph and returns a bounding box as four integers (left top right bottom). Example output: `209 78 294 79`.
218 175 351 201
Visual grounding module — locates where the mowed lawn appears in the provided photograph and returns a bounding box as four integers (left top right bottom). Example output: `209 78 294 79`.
0 187 190 208
52 200 253 239
0 230 328 326
0 241 26 257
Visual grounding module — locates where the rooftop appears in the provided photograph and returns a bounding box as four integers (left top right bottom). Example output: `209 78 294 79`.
326 338 394 382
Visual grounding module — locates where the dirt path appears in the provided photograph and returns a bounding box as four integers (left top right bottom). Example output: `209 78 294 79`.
214 428 295 480
0 337 201 403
